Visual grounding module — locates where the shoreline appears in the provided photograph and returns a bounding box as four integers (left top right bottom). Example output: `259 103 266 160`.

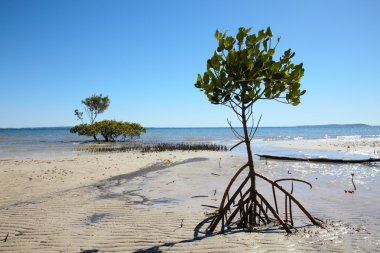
2 124 380 160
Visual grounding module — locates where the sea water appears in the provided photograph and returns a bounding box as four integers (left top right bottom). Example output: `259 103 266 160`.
0 124 379 159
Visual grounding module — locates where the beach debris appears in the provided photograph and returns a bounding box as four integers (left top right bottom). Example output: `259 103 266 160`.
211 173 220 176
219 158 222 168
4 233 9 242
191 195 209 198
202 204 219 209
161 159 172 164
351 173 356 191
173 219 185 232
166 180 175 185
256 154 380 164
345 173 356 193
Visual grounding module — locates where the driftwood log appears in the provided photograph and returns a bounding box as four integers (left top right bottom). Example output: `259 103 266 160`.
256 154 380 164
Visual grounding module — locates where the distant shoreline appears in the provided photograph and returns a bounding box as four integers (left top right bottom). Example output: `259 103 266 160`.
0 123 379 130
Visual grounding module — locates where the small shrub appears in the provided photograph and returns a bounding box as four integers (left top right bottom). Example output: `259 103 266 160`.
70 124 98 139
70 120 146 142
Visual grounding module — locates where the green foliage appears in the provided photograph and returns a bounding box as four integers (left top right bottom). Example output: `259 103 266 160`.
195 26 305 106
72 94 146 142
125 122 147 140
70 124 98 138
70 120 146 142
75 94 110 124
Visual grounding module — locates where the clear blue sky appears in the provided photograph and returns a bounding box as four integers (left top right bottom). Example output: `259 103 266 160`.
1 0 379 128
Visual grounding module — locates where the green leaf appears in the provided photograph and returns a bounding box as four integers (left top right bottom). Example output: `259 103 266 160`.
236 31 244 44
267 48 275 57
197 74 202 82
284 49 291 57
263 38 269 51
257 29 265 40
218 38 225 51
203 72 209 84
266 26 273 37
214 29 221 39
211 52 220 69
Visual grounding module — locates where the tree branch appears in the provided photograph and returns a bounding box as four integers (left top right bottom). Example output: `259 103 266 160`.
227 119 244 140
274 98 291 104
246 104 253 121
230 140 244 151
249 114 262 141
228 101 242 117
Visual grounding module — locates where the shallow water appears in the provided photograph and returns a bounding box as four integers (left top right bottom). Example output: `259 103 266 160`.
1 125 380 159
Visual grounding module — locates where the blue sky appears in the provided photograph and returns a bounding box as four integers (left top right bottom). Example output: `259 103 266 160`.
0 0 379 128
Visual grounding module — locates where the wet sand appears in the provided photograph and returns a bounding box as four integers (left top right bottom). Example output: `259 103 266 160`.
0 143 379 252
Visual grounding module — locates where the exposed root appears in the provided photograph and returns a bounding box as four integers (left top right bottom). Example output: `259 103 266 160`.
197 163 323 234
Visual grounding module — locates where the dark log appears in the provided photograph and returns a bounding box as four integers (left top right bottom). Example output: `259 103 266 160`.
256 154 380 164
201 204 219 209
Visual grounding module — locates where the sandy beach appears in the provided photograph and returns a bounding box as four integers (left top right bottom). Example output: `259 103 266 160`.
0 140 379 252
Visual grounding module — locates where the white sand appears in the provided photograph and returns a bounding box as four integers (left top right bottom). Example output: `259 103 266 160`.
0 146 379 252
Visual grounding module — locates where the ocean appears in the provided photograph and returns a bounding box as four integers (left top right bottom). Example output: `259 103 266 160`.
0 124 380 159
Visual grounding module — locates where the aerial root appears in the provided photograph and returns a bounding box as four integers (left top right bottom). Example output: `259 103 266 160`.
197 163 323 234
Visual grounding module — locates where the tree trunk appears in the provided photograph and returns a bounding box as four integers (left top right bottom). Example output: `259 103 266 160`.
241 108 255 184
241 107 256 226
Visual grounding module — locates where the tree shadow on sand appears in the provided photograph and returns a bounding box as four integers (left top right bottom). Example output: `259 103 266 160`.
133 217 313 253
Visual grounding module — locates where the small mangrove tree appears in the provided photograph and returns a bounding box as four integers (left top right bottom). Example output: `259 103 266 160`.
195 27 321 233
71 94 146 142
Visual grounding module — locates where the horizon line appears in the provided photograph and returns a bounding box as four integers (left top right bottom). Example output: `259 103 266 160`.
0 123 377 130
